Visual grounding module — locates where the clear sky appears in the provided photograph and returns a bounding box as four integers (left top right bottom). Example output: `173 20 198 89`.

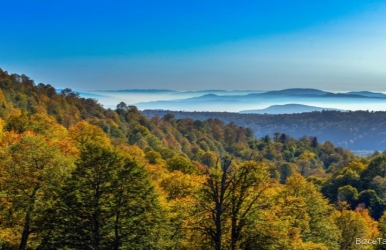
1 0 386 91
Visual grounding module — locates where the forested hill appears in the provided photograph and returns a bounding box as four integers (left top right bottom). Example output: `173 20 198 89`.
141 109 386 151
3 68 386 249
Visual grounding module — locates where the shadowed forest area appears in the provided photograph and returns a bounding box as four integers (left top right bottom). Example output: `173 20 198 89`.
2 68 386 249
141 110 386 151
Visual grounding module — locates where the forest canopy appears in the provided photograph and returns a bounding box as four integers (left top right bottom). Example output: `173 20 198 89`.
141 109 386 151
1 68 386 249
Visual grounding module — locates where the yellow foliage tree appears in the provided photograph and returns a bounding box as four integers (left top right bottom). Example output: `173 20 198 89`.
333 204 380 250
0 130 75 249
69 121 111 148
281 174 341 249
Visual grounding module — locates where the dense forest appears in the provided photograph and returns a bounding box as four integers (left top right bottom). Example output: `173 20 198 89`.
141 110 386 151
2 68 386 249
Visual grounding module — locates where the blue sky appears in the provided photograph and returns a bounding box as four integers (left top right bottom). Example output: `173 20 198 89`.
1 0 386 91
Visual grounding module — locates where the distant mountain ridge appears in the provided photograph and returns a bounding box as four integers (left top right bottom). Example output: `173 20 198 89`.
347 91 386 98
253 88 327 97
240 104 342 114
95 89 178 94
66 87 386 112
133 88 386 112
79 88 386 98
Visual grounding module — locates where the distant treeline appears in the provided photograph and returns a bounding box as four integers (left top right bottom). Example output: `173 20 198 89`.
141 109 386 151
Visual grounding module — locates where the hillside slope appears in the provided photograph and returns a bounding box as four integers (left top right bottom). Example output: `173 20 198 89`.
2 68 386 249
142 109 386 150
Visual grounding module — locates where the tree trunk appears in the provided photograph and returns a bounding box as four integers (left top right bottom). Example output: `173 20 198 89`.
215 201 222 250
19 185 39 250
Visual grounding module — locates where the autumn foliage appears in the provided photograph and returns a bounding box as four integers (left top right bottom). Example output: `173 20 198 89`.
1 68 386 249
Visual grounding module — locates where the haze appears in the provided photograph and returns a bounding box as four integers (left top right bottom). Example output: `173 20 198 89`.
1 1 386 93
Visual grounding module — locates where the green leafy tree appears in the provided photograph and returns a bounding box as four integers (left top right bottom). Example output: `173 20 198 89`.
167 155 196 174
194 159 271 250
229 161 271 250
370 176 386 200
47 142 170 249
337 185 359 207
278 162 296 184
356 190 386 220
361 155 386 189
